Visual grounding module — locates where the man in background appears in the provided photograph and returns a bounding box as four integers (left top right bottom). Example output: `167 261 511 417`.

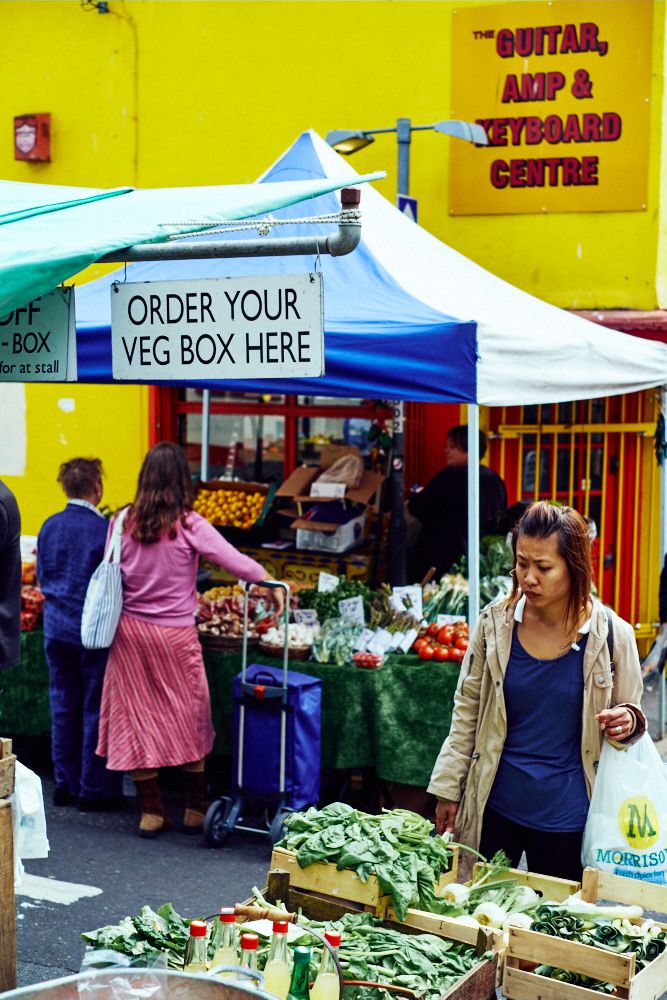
408 425 507 582
0 479 21 670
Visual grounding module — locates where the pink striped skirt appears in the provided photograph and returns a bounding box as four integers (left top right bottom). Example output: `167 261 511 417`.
96 614 215 771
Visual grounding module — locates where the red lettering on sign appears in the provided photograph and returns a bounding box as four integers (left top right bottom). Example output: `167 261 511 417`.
490 156 601 188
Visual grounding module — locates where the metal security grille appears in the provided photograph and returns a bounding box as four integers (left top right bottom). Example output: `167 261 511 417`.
488 391 659 634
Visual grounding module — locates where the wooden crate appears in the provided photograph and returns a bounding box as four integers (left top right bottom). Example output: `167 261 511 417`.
0 737 16 799
270 843 458 918
262 867 498 1000
503 867 667 1000
470 863 580 902
0 737 16 992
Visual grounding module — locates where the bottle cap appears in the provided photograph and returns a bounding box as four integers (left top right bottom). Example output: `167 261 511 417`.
219 908 236 923
273 921 289 934
241 933 259 950
325 931 341 947
189 920 207 938
293 946 311 963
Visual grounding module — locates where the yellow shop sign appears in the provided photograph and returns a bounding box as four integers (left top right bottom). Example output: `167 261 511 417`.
449 1 652 214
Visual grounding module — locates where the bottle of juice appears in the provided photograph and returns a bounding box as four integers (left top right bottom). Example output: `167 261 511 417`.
286 946 311 1000
263 920 291 999
311 932 341 1000
183 920 208 973
211 908 238 976
238 932 260 987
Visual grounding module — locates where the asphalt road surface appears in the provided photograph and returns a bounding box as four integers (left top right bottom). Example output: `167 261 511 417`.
15 774 271 988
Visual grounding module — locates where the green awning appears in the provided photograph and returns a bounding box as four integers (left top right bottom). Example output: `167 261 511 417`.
0 173 382 316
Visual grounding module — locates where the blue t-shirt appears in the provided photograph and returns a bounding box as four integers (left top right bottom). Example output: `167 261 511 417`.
486 628 590 832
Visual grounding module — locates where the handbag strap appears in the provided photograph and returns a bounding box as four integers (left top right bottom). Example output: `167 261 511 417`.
104 507 129 564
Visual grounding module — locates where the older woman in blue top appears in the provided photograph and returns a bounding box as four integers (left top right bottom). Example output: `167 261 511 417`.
428 502 645 881
37 458 123 810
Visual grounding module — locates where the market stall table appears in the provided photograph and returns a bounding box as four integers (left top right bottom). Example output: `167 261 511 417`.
4 631 458 787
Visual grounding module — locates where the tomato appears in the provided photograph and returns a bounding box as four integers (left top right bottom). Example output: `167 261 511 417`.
433 646 450 662
419 644 436 661
455 637 469 651
437 626 454 645
448 647 464 662
427 622 440 637
413 638 428 654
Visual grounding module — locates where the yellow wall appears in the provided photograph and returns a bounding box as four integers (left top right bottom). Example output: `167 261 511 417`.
3 385 148 535
0 0 665 533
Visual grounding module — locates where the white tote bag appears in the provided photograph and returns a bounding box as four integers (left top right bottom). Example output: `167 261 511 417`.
582 733 667 884
80 508 129 650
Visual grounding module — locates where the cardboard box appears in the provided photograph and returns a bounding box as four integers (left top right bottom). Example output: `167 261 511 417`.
276 445 385 507
295 512 366 553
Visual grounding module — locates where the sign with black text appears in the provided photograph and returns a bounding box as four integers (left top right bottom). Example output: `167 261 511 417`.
111 274 324 381
0 288 76 382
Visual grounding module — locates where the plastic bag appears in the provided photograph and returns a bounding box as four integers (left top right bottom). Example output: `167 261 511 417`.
582 734 667 884
78 952 168 1000
11 760 49 890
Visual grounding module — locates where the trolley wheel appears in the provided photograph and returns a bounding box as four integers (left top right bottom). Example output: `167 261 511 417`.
268 806 292 847
204 795 241 848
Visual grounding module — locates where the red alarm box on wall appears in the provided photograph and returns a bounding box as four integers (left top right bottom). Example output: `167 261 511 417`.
14 114 51 161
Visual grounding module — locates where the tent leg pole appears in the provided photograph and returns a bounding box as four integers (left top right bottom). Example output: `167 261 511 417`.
201 389 211 481
388 401 407 586
467 404 480 627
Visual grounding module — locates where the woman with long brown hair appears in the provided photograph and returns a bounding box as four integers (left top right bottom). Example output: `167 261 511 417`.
428 501 645 880
96 442 276 838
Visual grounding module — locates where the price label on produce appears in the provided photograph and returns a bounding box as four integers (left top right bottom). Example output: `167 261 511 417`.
400 627 419 653
391 585 423 620
437 614 467 625
338 595 365 624
354 627 375 652
295 609 319 627
368 628 394 654
318 572 340 593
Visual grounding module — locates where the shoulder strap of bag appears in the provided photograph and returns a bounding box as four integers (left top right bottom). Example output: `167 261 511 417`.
104 507 129 564
606 608 615 673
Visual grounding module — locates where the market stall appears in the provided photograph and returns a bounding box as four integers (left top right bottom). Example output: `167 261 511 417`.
72 129 667 613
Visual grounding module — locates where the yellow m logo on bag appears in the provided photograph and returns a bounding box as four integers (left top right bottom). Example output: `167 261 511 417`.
618 796 659 849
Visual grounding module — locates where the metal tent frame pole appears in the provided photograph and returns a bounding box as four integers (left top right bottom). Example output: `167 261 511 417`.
99 190 362 263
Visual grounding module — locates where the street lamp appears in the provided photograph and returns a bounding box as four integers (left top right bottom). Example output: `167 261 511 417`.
326 117 488 198
326 116 488 592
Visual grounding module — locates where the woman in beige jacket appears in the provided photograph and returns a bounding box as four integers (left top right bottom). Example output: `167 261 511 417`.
428 502 645 881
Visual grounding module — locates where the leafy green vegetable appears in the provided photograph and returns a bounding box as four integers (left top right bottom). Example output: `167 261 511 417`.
291 911 484 1000
82 904 190 969
278 806 454 920
298 580 373 622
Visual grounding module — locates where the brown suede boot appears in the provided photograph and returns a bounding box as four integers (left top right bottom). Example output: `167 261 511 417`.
183 769 208 835
133 774 170 839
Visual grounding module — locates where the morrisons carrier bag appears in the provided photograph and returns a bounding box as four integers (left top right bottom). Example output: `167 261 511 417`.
582 733 667 884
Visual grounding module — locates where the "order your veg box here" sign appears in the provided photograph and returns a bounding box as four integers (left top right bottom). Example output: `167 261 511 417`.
111 273 324 381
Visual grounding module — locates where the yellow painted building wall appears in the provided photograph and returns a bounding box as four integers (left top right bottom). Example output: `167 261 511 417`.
0 1 664 537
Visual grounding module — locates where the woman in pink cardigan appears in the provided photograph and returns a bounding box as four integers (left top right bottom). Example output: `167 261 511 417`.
97 442 275 839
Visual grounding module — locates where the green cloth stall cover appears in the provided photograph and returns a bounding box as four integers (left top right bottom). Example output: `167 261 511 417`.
2 633 458 787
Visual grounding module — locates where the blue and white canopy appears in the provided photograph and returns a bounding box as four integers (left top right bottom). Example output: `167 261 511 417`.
72 129 667 405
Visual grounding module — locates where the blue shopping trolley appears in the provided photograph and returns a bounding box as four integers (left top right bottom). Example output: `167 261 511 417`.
204 580 322 847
